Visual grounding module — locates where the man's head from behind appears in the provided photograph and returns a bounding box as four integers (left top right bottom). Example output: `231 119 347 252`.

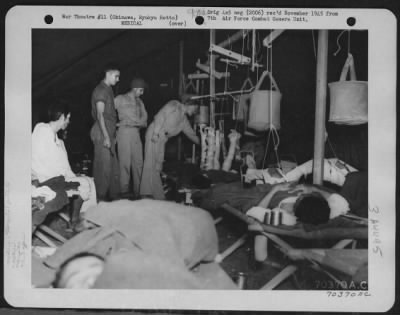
48 100 71 131
293 192 331 225
53 252 105 289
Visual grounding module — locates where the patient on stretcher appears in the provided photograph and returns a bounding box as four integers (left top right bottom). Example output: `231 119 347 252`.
194 156 366 224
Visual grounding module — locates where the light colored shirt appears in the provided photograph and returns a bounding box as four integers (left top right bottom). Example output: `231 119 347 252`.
153 100 198 143
32 123 75 183
114 94 147 127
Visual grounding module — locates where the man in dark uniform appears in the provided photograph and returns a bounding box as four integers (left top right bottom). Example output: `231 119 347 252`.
90 64 120 201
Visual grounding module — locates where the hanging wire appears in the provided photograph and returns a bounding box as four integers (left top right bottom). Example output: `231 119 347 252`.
271 43 279 168
262 128 272 169
311 30 317 60
247 29 251 51
254 31 263 68
210 51 213 88
220 97 225 118
270 39 273 86
224 60 228 92
347 30 351 55
272 128 282 169
260 36 282 169
241 30 246 64
326 135 338 159
257 31 262 55
333 30 347 56
223 34 231 93
233 30 248 131
261 127 281 169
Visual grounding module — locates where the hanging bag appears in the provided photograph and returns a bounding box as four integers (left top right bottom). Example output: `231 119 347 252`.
328 53 368 125
248 71 282 131
235 77 254 122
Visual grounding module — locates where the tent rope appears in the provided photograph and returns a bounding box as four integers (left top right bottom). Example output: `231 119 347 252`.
311 30 317 60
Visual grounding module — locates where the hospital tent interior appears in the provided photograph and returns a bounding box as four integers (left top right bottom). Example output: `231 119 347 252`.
31 28 369 290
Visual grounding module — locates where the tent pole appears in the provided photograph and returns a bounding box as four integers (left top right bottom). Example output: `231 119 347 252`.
313 30 329 184
177 39 184 161
210 29 216 129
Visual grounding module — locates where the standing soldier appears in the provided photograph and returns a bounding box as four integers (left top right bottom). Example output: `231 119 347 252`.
90 63 120 201
115 78 148 198
140 99 199 200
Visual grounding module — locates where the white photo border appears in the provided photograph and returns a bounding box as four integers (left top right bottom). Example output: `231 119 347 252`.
4 6 397 312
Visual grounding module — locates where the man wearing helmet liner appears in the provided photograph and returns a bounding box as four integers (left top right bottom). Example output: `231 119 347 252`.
115 78 148 198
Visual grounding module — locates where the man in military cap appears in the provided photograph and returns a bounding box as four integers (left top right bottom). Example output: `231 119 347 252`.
114 78 148 198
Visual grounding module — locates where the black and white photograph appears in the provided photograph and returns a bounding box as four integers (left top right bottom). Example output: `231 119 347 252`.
4 6 396 312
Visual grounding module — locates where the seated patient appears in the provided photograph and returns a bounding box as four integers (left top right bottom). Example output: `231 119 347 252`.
32 100 97 227
46 199 236 290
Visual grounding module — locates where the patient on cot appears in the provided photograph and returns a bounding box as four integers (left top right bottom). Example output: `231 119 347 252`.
248 181 349 226
194 179 351 225
242 160 364 264
194 155 367 223
36 199 237 290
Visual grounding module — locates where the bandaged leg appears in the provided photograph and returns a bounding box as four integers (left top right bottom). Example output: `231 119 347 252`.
285 158 356 186
222 130 241 172
205 127 216 170
244 168 287 184
213 130 221 170
199 124 208 170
